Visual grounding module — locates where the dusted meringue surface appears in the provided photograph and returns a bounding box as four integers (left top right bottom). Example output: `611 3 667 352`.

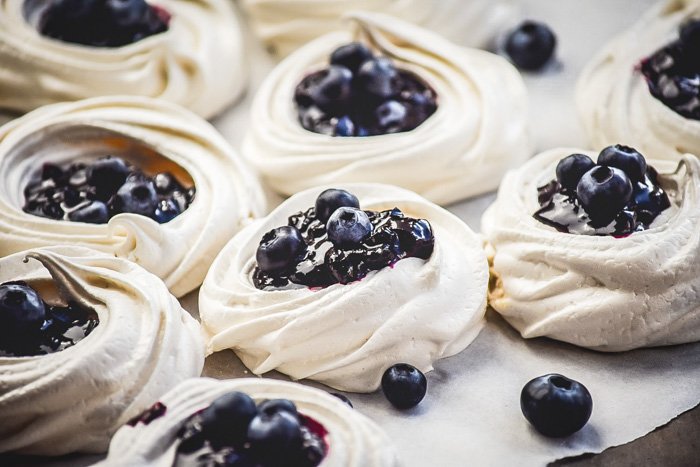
242 0 515 56
199 183 488 392
0 0 245 118
481 147 700 351
242 12 531 205
100 377 398 467
576 0 700 159
0 96 266 297
0 246 205 455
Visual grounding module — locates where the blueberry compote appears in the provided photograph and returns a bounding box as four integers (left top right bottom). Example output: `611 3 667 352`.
294 42 437 136
534 145 671 236
32 0 170 48
23 156 195 224
0 281 97 357
640 18 700 119
174 392 328 467
253 189 434 290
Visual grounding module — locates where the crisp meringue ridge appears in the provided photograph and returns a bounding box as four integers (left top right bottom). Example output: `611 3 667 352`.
0 0 246 118
482 147 700 351
0 246 205 456
199 183 488 393
99 377 398 467
242 11 531 205
0 96 266 297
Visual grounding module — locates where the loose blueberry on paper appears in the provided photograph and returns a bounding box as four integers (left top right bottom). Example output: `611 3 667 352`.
381 363 428 409
23 156 195 225
505 20 557 71
254 188 435 290
176 392 328 467
295 42 437 136
36 0 170 48
521 374 593 437
534 144 670 236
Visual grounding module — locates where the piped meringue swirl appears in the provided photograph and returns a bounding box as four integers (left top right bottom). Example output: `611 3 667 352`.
0 96 266 297
576 0 700 159
482 147 700 351
99 377 398 467
0 246 204 455
0 0 246 118
199 183 488 392
242 12 531 205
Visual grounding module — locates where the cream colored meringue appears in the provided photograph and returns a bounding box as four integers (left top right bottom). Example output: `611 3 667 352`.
0 246 204 455
242 12 531 205
242 0 516 56
0 0 246 118
0 96 266 297
99 377 398 467
199 183 488 392
482 147 700 351
577 0 700 159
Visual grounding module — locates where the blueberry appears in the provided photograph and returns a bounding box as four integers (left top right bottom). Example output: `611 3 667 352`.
334 116 355 137
597 145 647 183
576 166 633 225
247 411 303 463
327 207 373 248
199 391 258 448
258 399 298 418
381 363 427 409
86 156 130 197
330 393 353 408
308 65 353 114
256 226 307 273
521 374 593 437
314 189 360 223
680 19 700 49
68 201 109 224
555 154 596 192
298 425 327 467
330 42 374 74
0 283 46 337
375 100 408 133
357 57 401 100
110 180 158 217
505 21 557 71
154 198 181 224
153 172 183 194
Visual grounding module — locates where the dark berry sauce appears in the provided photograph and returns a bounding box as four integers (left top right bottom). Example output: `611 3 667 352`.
0 281 98 358
127 402 168 427
254 207 434 290
534 167 670 236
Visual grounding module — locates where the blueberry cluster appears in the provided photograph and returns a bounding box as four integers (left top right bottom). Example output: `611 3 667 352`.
294 42 437 137
0 281 98 357
534 145 670 236
253 189 435 290
641 19 700 119
23 156 195 224
36 0 169 48
174 392 327 467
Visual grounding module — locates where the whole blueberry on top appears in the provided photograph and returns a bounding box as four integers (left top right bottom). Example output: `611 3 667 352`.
327 207 373 248
521 373 593 438
314 188 360 223
381 363 427 409
258 399 299 418
555 154 596 192
0 282 46 337
576 166 633 225
357 57 401 100
597 144 647 183
256 226 307 273
68 200 110 224
110 180 158 217
374 100 408 133
199 391 258 447
309 65 354 114
86 156 130 197
330 42 373 74
247 410 303 463
505 20 557 71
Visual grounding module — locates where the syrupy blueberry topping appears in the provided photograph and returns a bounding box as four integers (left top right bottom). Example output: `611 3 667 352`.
640 18 700 119
126 401 167 427
23 156 195 224
294 42 438 137
175 392 328 467
0 281 98 357
34 0 170 48
253 188 435 290
534 145 671 236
